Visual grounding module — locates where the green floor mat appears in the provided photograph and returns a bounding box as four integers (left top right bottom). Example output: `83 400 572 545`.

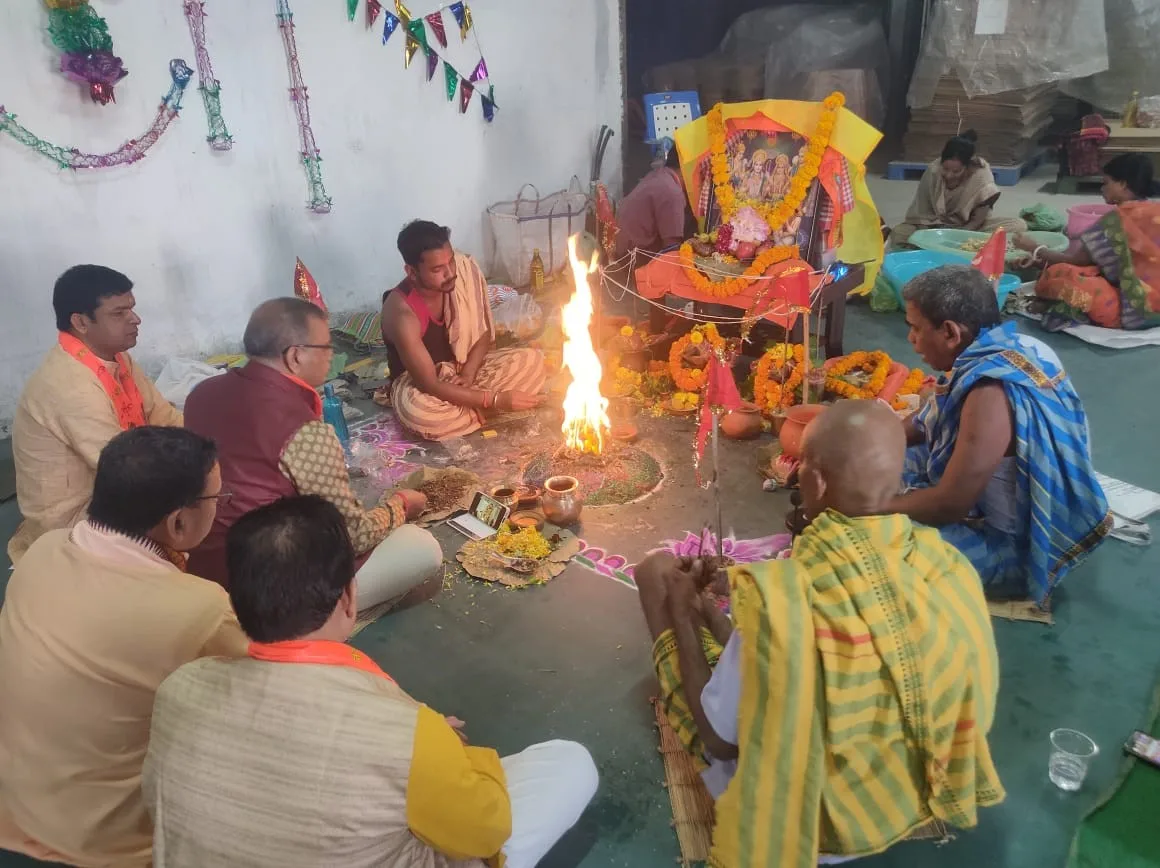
1068 685 1160 868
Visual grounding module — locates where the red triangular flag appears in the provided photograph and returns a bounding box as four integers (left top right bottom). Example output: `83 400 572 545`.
971 227 1007 290
294 258 327 313
366 0 382 28
694 354 742 473
459 79 474 113
425 11 447 48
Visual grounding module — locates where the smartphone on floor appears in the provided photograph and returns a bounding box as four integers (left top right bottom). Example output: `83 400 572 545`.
1124 730 1160 770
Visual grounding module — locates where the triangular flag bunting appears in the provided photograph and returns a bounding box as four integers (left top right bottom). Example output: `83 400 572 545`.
444 62 458 102
366 0 382 28
425 48 438 82
449 2 472 40
459 79 474 113
347 0 359 22
406 17 428 53
425 11 447 48
470 57 488 82
481 93 496 123
395 0 411 20
294 258 328 313
381 11 400 44
404 33 421 68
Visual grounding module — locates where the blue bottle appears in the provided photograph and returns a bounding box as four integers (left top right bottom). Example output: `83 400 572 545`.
322 384 351 453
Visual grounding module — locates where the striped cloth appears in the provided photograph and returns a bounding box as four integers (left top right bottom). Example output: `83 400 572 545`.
391 347 545 441
651 626 724 768
711 511 1004 868
904 321 1111 607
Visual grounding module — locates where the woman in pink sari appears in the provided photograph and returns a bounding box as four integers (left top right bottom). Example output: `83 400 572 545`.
1016 154 1160 330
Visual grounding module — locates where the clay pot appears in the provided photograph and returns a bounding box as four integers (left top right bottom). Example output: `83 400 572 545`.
490 486 518 511
778 403 828 459
610 422 639 444
542 475 583 526
620 349 648 372
720 402 763 440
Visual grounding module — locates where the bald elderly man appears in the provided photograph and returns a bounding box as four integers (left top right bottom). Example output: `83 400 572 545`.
184 298 441 611
636 401 1004 866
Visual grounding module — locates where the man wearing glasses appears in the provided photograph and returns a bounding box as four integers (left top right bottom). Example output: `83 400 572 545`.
184 298 440 612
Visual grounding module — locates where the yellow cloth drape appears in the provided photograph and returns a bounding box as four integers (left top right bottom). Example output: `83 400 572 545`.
673 99 884 294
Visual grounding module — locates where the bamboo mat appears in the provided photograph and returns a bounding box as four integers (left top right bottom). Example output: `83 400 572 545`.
653 699 715 865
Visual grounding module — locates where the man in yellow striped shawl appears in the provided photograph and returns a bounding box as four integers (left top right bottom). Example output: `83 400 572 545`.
636 400 1004 867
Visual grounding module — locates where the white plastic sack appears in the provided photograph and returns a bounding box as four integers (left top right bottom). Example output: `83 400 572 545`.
492 293 543 342
155 358 226 409
486 180 589 287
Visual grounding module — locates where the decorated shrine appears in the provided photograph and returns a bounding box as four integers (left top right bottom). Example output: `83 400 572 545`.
634 94 884 342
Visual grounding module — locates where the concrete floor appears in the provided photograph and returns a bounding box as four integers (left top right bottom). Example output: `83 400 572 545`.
1 166 1157 868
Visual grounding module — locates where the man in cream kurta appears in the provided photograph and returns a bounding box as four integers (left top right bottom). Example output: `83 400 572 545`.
145 496 598 868
10 265 182 563
0 426 247 867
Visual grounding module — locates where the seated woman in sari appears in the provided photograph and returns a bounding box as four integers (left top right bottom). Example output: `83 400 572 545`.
1015 154 1160 330
891 131 1026 248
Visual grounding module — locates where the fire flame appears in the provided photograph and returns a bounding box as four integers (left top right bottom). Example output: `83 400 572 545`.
560 234 610 454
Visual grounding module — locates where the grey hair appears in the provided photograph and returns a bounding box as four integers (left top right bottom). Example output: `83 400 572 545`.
242 298 327 360
901 264 1000 341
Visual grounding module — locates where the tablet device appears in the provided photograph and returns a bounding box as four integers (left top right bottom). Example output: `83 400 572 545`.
446 491 510 540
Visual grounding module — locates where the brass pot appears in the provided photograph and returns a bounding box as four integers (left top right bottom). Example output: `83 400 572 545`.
490 486 518 511
542 475 583 526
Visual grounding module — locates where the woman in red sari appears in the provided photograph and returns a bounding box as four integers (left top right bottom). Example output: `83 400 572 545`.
1016 154 1160 330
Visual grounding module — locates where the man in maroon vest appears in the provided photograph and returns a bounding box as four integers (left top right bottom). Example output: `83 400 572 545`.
184 298 440 611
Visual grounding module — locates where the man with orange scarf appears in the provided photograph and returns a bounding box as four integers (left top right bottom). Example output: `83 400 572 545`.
9 265 183 564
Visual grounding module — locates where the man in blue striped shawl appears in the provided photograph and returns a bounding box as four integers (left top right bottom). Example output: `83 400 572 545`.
892 265 1111 608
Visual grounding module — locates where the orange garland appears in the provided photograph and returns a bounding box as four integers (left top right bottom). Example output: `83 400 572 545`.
678 241 799 299
824 351 891 400
753 344 805 411
668 323 725 391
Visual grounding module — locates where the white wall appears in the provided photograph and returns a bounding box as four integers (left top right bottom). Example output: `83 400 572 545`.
0 0 623 425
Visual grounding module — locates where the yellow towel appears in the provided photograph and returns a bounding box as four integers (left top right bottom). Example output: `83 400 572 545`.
448 253 495 365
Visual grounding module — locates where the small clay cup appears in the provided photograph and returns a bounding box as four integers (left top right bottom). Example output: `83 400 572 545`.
490 486 518 510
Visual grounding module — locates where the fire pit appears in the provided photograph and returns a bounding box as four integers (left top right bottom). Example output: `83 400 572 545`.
521 443 662 507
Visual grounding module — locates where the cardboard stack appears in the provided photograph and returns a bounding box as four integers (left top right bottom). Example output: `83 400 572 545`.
903 76 1057 166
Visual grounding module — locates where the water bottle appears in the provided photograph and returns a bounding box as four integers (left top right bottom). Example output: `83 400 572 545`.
322 384 351 454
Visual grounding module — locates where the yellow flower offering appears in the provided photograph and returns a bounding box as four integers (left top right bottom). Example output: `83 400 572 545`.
494 526 553 560
689 331 704 345
619 325 634 337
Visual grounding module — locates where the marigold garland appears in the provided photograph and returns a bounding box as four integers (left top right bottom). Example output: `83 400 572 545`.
824 350 890 400
668 323 724 391
890 366 927 410
679 241 799 299
753 344 806 411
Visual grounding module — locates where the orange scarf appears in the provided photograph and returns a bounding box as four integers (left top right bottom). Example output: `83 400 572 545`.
247 639 396 684
58 332 147 430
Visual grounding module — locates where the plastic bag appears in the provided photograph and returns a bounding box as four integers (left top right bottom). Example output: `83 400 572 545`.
1063 0 1160 111
486 180 589 287
154 358 225 409
908 0 1107 107
492 293 543 342
1135 96 1160 128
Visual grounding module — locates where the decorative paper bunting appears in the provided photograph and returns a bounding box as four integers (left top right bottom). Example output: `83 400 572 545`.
347 0 359 21
404 33 420 68
366 0 382 28
449 2 472 41
470 57 488 82
459 79 474 113
425 48 438 81
406 17 427 52
425 11 447 48
444 62 458 102
382 11 399 44
481 91 496 123
395 0 410 20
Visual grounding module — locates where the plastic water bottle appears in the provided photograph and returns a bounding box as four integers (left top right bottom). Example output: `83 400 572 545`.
322 384 351 453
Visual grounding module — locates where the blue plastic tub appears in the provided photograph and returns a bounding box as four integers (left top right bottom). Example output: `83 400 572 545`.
882 250 1020 309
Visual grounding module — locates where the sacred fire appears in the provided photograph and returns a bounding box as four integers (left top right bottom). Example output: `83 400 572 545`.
559 235 612 455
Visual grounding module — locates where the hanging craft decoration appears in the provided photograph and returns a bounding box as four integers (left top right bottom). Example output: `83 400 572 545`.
0 59 192 169
43 0 128 105
448 2 473 41
182 1 232 151
444 62 459 102
382 11 400 43
343 2 495 123
347 0 359 21
276 0 332 213
366 0 382 28
425 11 447 47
